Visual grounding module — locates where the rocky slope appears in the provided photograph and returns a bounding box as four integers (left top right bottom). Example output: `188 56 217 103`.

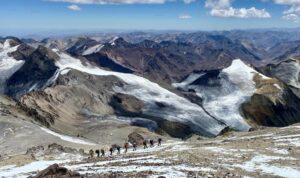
0 123 300 178
1 37 300 139
1 33 300 177
259 58 300 98
81 37 260 84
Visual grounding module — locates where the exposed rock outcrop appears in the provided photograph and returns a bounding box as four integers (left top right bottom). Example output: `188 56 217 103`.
33 164 81 178
241 73 300 127
6 46 59 99
128 132 145 145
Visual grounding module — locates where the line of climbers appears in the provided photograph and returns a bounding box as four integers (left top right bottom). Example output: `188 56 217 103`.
88 138 162 158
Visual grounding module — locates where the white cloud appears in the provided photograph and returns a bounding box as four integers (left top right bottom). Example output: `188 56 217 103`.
210 7 271 18
205 0 271 18
273 0 300 5
283 12 300 22
178 14 192 19
49 0 176 4
272 0 300 22
205 0 231 9
67 4 81 10
283 5 300 14
283 13 300 21
183 0 196 4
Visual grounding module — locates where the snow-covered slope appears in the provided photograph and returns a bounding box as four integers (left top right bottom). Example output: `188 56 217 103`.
53 50 226 136
0 40 24 93
174 59 269 131
110 37 120 46
40 127 96 146
82 44 104 55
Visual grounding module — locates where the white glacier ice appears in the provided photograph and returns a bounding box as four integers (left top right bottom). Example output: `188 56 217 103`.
110 37 119 46
82 44 104 55
172 73 205 88
53 50 226 136
0 39 25 93
174 59 269 131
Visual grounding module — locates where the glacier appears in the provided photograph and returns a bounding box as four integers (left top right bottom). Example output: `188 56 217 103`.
174 59 269 132
0 40 25 93
82 44 104 56
53 50 226 136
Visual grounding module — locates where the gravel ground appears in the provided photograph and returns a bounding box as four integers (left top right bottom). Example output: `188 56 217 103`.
1 124 300 178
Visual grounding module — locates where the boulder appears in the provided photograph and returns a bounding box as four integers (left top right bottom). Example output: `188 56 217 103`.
128 132 145 146
33 164 80 178
26 145 44 157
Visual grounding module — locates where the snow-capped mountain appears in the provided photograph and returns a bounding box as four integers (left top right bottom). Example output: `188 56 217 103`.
1 33 300 177
0 39 25 93
0 36 300 139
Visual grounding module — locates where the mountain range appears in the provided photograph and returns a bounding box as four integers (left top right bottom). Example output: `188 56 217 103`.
1 30 300 141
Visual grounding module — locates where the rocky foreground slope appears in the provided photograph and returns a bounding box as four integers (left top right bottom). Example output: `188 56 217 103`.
0 123 300 178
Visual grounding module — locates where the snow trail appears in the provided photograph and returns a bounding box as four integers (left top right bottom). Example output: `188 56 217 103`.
40 127 96 146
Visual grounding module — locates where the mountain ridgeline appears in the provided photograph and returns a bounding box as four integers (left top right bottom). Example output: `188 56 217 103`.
1 31 300 139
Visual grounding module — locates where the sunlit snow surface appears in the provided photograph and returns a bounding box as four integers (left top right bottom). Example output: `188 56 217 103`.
0 152 83 178
0 160 65 178
234 155 300 178
174 59 268 131
0 40 24 93
0 141 210 178
54 50 225 136
40 127 96 146
82 44 104 55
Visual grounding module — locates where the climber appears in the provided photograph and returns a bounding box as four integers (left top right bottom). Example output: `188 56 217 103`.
116 145 121 155
109 147 114 156
149 139 154 147
89 149 94 158
158 138 162 146
143 140 148 149
124 142 129 153
132 142 137 151
95 149 100 158
101 149 105 157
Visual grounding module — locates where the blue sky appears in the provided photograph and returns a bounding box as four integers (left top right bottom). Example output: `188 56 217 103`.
0 0 299 36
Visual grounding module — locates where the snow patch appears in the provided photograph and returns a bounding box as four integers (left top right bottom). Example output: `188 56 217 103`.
0 153 82 178
234 154 300 178
60 68 71 75
172 73 205 88
270 148 289 155
110 37 119 46
273 83 282 90
227 133 273 141
0 39 24 93
0 160 65 178
69 163 214 176
28 83 39 92
40 127 96 146
273 134 300 147
82 44 104 55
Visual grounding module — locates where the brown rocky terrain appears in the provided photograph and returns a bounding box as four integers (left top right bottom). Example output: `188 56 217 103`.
0 123 299 178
